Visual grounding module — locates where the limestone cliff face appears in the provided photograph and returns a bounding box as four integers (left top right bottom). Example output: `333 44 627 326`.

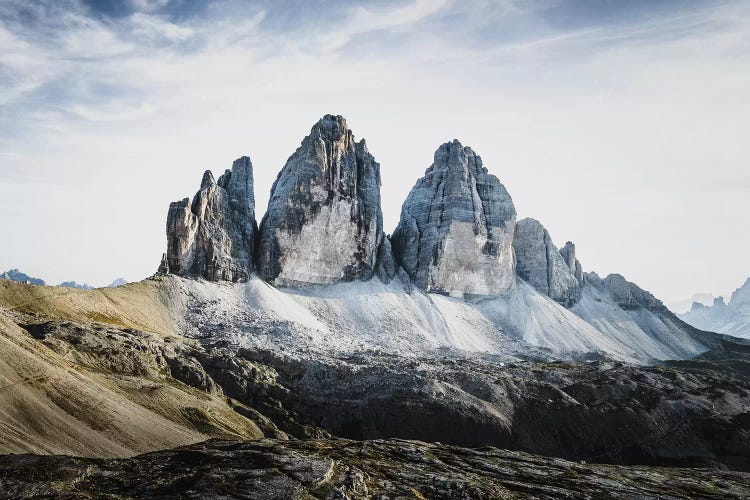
165 157 257 282
513 218 581 307
391 140 516 296
560 241 584 284
257 115 384 286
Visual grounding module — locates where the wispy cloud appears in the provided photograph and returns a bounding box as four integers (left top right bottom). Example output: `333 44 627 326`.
0 0 748 298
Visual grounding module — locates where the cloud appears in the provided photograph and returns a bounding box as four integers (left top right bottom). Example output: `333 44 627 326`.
0 0 749 300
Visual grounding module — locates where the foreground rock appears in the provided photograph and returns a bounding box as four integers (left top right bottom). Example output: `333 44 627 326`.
258 115 384 286
1 438 748 499
513 218 581 307
165 156 257 281
392 140 516 296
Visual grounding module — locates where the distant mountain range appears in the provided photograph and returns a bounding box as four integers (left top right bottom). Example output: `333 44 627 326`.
679 277 750 339
0 269 127 289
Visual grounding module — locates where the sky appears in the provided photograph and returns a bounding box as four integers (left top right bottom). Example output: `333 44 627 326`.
1 0 749 302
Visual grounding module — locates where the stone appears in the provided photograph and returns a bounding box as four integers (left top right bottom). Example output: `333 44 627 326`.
391 140 516 296
513 218 581 307
257 115 384 286
165 156 257 282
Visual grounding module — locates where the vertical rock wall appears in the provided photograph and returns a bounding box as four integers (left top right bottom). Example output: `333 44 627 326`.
165 157 257 282
257 115 384 286
391 140 517 296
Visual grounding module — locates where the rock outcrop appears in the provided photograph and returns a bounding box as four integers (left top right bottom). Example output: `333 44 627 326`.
3 438 749 498
257 115 384 286
165 157 257 282
586 272 664 311
513 218 581 307
391 140 516 296
559 241 584 284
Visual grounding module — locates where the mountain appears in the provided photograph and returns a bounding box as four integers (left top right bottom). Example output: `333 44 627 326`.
258 115 385 286
0 269 45 286
1 115 748 494
667 292 715 314
58 281 95 290
106 278 128 288
155 116 706 364
392 140 516 296
680 277 750 338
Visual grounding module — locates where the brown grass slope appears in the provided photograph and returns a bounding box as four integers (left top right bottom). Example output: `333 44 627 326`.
0 278 262 458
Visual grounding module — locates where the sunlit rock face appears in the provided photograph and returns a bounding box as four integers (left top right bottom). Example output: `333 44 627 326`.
165 157 257 282
391 140 517 296
257 115 384 286
513 218 581 307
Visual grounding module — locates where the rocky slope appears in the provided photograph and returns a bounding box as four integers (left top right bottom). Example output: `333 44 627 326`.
0 318 263 457
2 438 748 499
165 156 257 282
680 277 750 339
392 140 517 296
257 115 384 286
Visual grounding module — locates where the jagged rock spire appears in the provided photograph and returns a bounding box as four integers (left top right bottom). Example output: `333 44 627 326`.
513 218 581 307
559 241 584 284
164 156 257 282
391 140 517 296
257 115 385 285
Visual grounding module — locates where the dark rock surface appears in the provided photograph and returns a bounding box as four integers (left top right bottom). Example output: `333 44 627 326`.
1 438 748 499
165 156 257 282
228 346 750 472
513 218 581 306
392 140 516 296
257 115 384 286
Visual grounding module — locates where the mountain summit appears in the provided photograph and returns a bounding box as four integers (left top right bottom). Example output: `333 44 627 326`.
258 115 385 285
392 140 517 296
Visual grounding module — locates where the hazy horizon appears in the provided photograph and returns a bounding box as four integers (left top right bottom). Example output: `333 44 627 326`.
2 0 749 303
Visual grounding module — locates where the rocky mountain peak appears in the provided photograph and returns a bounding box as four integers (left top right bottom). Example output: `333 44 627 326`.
730 277 750 307
391 140 517 296
257 115 384 285
513 218 581 307
164 156 257 282
599 273 664 311
559 241 584 284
